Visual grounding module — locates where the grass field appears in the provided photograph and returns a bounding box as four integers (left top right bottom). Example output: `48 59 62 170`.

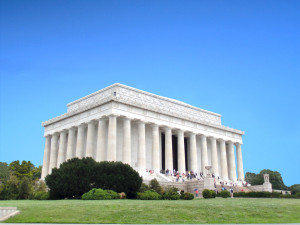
1 198 300 224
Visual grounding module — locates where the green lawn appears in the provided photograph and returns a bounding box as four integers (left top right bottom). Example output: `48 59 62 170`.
1 198 299 224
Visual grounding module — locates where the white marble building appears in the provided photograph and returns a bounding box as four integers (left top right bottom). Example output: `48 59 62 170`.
41 83 245 183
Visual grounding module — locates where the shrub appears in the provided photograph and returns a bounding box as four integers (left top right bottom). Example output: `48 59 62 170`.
220 190 230 198
202 189 212 199
34 191 49 200
149 179 164 195
119 192 126 199
46 158 142 199
139 183 150 192
183 192 194 200
210 190 216 198
162 187 180 200
137 190 161 200
82 188 119 200
295 193 300 198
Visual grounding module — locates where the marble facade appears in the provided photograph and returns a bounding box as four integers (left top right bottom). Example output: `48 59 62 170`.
41 83 245 182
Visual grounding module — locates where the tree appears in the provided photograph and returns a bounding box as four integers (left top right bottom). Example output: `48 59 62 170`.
9 160 35 179
32 166 42 180
0 162 10 182
45 157 97 199
18 177 32 199
45 158 142 199
0 161 41 200
93 161 142 198
245 169 287 190
289 184 300 195
0 175 19 200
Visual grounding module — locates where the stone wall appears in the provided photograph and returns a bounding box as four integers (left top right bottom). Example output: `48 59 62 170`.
148 177 214 197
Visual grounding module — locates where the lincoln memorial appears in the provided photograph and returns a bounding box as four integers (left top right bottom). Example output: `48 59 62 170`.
41 83 245 184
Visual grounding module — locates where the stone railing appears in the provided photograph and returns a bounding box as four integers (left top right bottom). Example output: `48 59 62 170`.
0 207 20 222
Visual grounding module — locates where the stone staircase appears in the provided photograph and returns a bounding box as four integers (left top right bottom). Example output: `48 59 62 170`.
216 184 251 193
0 207 20 222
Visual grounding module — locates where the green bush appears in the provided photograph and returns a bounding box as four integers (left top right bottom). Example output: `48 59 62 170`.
183 192 194 200
149 179 164 195
220 190 230 198
210 190 216 198
202 189 211 199
295 193 300 198
106 190 119 199
137 190 161 200
82 188 119 200
33 191 49 200
162 187 180 200
139 183 150 192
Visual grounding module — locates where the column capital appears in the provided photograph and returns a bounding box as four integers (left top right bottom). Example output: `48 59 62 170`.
199 134 207 140
149 123 159 128
164 127 172 132
122 117 132 122
136 120 145 125
109 114 119 118
98 116 109 121
235 142 242 147
189 132 196 137
78 123 87 128
208 136 216 141
217 138 225 143
87 120 97 125
227 140 234 145
51 132 59 137
68 126 77 131
60 129 68 134
176 129 184 135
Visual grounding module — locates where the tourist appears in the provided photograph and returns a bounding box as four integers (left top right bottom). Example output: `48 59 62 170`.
195 189 199 197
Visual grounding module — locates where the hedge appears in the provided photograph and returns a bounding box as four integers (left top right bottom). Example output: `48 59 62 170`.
233 191 300 199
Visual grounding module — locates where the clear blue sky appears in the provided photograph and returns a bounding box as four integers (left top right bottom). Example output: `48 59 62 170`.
0 0 299 186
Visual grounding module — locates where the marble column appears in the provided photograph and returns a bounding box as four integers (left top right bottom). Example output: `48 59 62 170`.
66 127 76 160
219 139 228 180
123 118 131 165
41 135 51 179
177 130 186 174
152 124 160 172
107 115 117 161
48 133 59 174
76 124 86 159
165 127 173 171
96 119 106 162
137 121 146 172
57 131 67 167
227 141 237 181
210 137 219 177
86 121 96 158
189 133 198 173
200 135 208 175
236 143 244 181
